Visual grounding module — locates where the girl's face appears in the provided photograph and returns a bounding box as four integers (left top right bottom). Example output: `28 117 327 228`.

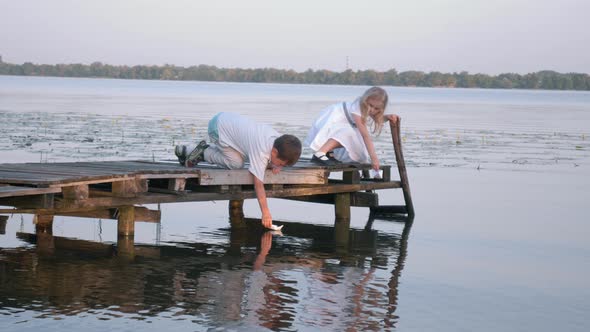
366 97 385 117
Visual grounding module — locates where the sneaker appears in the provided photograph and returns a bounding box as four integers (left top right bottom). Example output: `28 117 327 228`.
174 145 188 166
185 140 209 167
311 153 339 166
326 151 339 162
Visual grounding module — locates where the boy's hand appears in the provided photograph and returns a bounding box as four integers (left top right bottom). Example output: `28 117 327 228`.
271 165 282 174
261 211 273 228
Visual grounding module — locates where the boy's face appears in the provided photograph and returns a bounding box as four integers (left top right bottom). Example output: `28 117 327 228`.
269 148 289 173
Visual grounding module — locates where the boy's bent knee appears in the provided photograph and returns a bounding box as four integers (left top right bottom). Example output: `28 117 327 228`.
227 159 245 169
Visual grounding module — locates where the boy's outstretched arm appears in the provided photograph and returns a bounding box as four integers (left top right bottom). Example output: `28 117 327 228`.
253 176 273 228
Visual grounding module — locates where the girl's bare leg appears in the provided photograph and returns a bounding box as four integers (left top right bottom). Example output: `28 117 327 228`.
317 138 342 154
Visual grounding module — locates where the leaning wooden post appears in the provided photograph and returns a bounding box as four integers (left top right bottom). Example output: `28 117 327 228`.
117 206 135 237
390 118 415 217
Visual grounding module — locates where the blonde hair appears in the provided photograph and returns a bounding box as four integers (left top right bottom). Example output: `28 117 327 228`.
359 86 388 135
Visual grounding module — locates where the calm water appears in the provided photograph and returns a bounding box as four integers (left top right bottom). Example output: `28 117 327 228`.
1 76 589 331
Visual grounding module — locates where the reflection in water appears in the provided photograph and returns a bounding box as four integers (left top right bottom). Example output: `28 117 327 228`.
0 216 412 331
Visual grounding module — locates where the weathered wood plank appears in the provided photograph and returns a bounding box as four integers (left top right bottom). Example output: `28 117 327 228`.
0 193 55 209
199 168 327 185
49 181 401 210
0 185 61 198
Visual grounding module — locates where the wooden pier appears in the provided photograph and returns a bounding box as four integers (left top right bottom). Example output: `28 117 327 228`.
0 121 414 245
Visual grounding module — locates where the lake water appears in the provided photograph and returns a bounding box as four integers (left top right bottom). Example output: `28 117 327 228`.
1 76 589 331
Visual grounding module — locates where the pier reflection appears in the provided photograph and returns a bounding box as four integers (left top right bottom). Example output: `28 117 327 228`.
0 212 412 331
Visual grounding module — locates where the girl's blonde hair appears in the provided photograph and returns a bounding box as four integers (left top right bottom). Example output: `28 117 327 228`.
359 86 388 135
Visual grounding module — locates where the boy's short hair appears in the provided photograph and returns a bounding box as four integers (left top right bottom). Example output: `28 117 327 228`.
273 134 302 166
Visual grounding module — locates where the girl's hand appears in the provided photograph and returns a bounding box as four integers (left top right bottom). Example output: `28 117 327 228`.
372 159 380 172
385 114 400 124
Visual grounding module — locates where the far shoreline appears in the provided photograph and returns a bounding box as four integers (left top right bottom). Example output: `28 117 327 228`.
1 60 589 92
4 74 590 94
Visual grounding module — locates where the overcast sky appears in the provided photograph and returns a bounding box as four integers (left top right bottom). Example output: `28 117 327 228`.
1 0 588 74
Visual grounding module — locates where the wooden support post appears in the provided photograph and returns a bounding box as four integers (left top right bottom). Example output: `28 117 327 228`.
382 166 391 182
229 199 245 228
117 235 135 260
343 170 360 184
33 214 54 234
168 178 186 191
117 206 135 237
34 214 55 255
390 119 415 217
334 193 351 247
334 193 351 220
0 215 7 235
113 179 147 198
62 184 89 201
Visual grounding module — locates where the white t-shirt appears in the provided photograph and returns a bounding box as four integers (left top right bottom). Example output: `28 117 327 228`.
215 112 279 181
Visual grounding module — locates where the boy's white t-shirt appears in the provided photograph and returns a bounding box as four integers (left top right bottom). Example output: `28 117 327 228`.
215 112 279 181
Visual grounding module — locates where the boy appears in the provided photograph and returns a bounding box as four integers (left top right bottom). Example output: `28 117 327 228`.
175 112 302 229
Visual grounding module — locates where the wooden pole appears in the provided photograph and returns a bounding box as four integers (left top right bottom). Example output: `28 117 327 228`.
0 215 7 235
389 119 415 217
334 193 351 247
34 214 55 255
117 206 135 237
117 235 135 260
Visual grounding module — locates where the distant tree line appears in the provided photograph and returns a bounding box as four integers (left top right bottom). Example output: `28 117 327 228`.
1 59 589 90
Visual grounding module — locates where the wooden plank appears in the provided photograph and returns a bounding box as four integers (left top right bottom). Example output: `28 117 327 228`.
0 193 55 209
199 168 327 185
0 161 199 185
49 180 401 210
0 185 61 198
137 173 200 180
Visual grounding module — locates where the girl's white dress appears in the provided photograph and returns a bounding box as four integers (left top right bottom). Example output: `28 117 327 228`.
304 99 370 163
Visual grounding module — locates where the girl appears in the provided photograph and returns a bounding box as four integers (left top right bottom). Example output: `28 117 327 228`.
305 86 399 172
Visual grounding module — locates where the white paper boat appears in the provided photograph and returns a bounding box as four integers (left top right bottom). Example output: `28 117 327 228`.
269 224 283 231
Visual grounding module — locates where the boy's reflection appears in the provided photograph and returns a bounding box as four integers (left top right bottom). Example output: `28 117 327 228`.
253 231 272 271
